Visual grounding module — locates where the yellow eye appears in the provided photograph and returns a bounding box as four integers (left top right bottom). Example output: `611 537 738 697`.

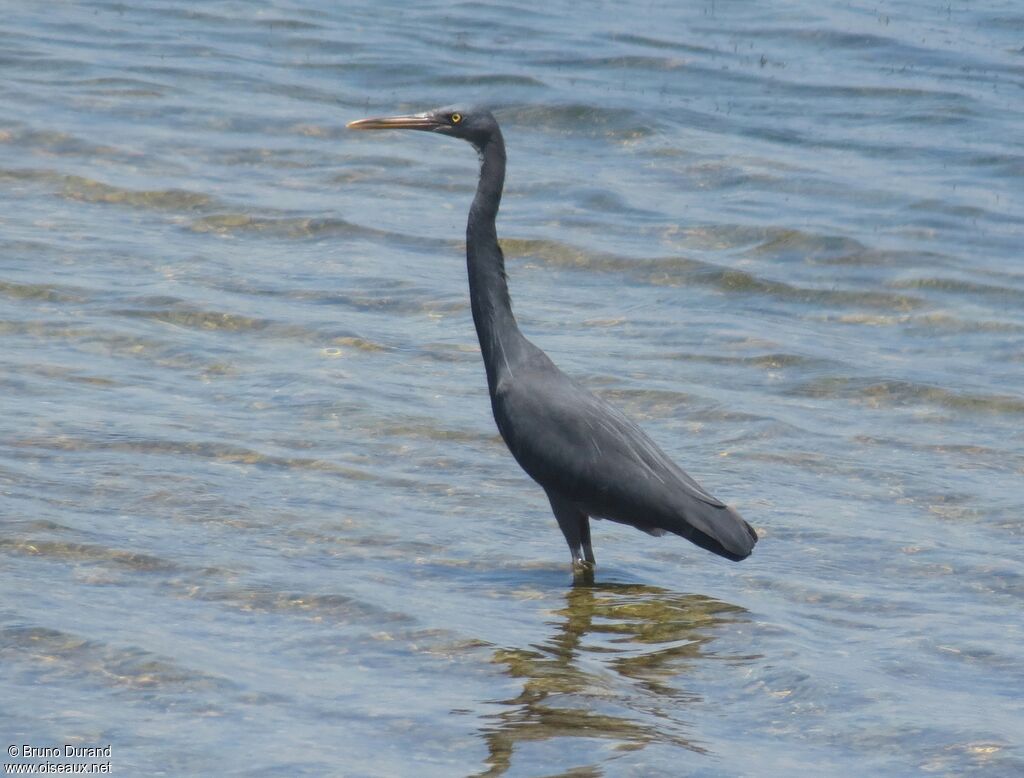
451 113 462 124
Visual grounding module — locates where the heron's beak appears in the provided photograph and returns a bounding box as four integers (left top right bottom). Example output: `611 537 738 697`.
346 113 440 131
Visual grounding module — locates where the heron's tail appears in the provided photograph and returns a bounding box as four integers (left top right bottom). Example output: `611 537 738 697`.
671 503 758 562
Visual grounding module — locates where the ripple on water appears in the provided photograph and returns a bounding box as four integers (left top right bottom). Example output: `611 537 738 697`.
503 236 926 309
0 538 183 575
505 103 658 139
61 177 216 211
9 434 387 482
790 376 1024 415
0 624 237 702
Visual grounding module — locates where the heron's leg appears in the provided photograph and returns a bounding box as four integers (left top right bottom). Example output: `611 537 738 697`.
580 517 596 566
545 490 594 573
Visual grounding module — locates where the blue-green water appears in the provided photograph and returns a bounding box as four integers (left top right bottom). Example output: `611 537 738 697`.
2 1 1022 775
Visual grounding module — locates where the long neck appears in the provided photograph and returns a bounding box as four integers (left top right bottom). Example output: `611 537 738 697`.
467 129 523 393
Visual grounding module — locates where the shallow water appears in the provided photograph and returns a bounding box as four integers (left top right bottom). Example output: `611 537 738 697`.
2 1 1023 775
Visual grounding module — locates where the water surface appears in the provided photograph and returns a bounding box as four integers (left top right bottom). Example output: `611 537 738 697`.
2 1 1022 775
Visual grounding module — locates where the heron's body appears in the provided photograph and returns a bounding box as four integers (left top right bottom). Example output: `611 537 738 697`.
348 106 757 574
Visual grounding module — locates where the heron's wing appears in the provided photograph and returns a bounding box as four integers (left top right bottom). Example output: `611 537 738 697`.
494 364 756 560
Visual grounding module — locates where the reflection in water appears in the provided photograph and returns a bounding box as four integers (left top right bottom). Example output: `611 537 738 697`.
476 583 749 776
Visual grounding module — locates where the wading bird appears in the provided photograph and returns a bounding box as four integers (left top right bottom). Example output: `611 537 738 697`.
348 106 757 577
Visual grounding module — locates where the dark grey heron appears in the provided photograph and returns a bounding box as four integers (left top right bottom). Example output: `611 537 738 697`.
347 106 757 576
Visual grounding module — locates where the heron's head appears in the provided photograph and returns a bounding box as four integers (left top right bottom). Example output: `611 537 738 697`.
347 105 498 150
